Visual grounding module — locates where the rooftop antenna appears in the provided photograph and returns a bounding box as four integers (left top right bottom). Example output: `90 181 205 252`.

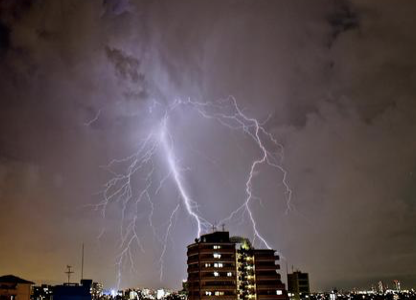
211 223 217 232
221 224 225 231
81 243 85 281
65 265 74 284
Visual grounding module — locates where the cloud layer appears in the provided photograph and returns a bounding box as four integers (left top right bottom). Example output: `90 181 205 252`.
0 0 416 291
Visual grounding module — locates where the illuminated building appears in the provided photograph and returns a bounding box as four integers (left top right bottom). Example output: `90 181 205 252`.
90 282 103 300
287 271 309 300
0 275 34 300
186 231 287 300
32 285 53 300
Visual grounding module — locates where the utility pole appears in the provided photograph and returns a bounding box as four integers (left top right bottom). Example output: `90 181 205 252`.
65 265 74 284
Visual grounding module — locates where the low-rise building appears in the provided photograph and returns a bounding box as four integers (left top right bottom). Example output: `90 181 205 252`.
0 275 34 300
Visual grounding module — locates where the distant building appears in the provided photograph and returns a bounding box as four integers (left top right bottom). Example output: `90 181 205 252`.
187 231 288 300
90 282 103 300
0 275 34 300
377 281 384 293
32 284 53 300
393 280 400 291
287 271 309 300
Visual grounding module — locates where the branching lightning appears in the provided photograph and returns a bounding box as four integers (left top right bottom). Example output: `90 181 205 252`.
94 96 292 287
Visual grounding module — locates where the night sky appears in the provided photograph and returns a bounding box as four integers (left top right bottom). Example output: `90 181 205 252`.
1 0 416 292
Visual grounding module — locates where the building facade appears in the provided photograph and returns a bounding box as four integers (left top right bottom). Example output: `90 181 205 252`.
187 231 287 300
287 271 309 300
0 275 34 300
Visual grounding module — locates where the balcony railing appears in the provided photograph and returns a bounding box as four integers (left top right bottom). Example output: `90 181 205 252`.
201 285 237 291
255 275 280 281
201 266 236 272
199 257 235 263
255 264 279 271
199 248 235 254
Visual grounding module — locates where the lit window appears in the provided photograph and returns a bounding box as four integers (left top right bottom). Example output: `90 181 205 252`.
214 263 224 268
205 291 212 296
215 292 224 296
276 290 283 295
227 272 232 277
213 253 221 259
205 263 211 267
213 272 219 277
213 245 221 249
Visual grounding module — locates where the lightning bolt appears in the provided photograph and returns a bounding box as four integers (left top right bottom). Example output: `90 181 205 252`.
179 97 292 249
159 111 212 237
94 96 292 287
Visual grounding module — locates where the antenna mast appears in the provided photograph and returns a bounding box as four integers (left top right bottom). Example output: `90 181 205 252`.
65 265 74 284
81 243 85 280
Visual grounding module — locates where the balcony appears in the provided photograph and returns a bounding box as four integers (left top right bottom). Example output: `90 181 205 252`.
257 295 286 300
255 275 280 281
187 267 200 273
201 285 237 291
201 276 235 282
188 256 200 264
201 295 236 300
255 256 277 262
255 264 279 271
256 284 282 290
200 257 235 263
199 248 236 254
201 266 236 272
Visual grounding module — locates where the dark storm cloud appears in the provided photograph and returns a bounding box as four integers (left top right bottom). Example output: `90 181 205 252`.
0 21 11 54
1 0 416 292
327 0 360 48
105 46 149 101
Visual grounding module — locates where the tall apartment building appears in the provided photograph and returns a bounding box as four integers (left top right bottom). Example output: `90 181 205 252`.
187 231 287 300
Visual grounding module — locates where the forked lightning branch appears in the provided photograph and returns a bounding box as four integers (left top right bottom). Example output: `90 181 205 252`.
93 97 292 287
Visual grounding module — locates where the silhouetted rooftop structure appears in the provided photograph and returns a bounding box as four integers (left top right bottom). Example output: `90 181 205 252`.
0 275 34 285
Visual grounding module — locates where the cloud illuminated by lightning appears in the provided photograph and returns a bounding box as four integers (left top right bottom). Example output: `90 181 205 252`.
93 96 292 287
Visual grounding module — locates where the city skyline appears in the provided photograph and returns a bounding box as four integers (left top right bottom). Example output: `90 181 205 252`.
1 0 416 292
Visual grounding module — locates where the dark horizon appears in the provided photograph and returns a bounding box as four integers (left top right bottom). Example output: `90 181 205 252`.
1 0 416 292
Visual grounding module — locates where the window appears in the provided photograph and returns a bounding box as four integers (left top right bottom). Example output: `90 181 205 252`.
205 263 211 267
213 253 221 259
276 290 283 295
215 292 224 296
205 291 212 296
213 245 221 249
214 263 223 268
213 272 219 277
227 272 232 277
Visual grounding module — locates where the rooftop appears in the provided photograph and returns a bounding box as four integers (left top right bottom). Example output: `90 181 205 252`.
0 275 34 284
